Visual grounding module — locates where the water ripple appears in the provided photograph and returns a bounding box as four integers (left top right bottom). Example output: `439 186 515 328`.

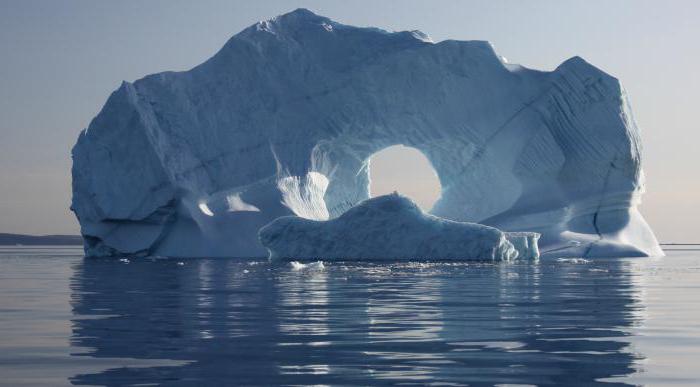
0 249 699 385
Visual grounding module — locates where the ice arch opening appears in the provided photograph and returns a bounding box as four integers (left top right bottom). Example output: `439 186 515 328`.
368 145 441 211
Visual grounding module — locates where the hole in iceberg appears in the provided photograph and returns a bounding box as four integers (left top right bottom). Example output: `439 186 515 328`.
368 145 441 211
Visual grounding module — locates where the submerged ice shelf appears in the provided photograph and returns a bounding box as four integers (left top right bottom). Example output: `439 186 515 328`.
260 194 540 261
71 9 662 259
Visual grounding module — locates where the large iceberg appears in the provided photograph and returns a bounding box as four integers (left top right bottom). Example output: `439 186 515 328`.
260 193 539 261
71 9 662 258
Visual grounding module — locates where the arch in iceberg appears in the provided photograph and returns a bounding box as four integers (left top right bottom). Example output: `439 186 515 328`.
71 9 662 258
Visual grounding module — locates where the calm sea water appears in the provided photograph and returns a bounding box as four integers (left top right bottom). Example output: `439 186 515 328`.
0 247 699 386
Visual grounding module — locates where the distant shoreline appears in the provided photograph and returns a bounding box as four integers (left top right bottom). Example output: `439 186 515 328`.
0 233 83 246
659 243 700 245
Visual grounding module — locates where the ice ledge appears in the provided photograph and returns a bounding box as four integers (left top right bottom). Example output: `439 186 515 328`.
259 193 539 261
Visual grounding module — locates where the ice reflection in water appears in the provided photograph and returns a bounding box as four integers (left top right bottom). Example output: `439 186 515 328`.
67 257 644 385
277 265 331 375
361 265 445 381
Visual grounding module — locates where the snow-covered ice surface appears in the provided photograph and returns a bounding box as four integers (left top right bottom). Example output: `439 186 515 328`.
260 193 537 261
71 8 662 258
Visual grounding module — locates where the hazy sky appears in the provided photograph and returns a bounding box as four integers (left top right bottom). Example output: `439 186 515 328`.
1 0 698 242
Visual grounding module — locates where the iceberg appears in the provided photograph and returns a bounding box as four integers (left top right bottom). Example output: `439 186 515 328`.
260 193 535 261
71 9 662 258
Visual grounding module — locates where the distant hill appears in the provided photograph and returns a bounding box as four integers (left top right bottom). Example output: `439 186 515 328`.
0 233 83 246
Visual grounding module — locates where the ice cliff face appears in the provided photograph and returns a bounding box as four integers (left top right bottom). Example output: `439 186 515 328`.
71 8 663 258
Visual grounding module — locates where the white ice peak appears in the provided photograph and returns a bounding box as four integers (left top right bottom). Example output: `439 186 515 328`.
71 9 662 258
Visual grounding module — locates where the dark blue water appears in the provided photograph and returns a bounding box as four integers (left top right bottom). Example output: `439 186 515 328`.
1 247 699 386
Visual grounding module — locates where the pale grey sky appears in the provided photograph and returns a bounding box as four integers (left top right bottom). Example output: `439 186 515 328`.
0 0 698 241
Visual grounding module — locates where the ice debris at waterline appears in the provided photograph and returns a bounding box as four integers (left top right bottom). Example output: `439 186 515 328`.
259 194 539 261
289 261 326 271
71 8 662 258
